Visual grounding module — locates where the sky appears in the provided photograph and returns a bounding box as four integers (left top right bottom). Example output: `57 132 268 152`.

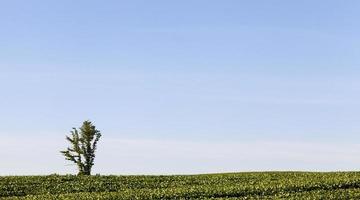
1 0 360 175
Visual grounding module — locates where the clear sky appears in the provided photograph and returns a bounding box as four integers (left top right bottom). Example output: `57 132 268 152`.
1 0 360 175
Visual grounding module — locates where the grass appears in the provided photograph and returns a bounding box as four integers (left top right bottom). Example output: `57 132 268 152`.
2 172 360 199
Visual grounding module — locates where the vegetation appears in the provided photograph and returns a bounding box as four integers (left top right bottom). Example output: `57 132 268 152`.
2 172 360 199
60 120 101 175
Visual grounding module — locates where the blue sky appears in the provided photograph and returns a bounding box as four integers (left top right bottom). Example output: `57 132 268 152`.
1 1 360 174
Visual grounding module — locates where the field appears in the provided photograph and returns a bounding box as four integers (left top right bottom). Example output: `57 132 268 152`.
2 172 360 199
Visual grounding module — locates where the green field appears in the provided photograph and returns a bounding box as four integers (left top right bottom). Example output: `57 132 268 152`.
2 172 360 199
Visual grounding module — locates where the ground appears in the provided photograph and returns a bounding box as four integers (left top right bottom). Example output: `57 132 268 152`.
2 172 360 199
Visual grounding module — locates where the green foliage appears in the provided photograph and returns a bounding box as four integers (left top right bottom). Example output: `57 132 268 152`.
2 172 360 199
60 120 101 175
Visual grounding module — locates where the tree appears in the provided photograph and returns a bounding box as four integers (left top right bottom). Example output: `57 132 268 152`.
61 120 101 175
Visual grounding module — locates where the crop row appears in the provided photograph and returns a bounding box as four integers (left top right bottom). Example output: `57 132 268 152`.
2 172 360 199
4 188 360 200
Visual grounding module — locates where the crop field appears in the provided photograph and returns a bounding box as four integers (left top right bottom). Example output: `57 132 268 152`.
2 172 360 199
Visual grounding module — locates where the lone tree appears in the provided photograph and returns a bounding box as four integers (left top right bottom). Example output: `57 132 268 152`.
61 120 101 175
